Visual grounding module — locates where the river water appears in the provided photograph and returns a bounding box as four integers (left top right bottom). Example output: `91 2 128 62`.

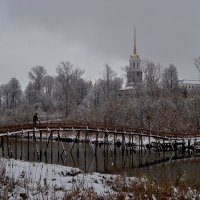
1 138 200 186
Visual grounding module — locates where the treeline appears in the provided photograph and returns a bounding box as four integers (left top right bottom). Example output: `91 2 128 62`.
0 59 200 133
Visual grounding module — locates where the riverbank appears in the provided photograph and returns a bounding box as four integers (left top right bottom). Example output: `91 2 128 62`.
0 158 200 199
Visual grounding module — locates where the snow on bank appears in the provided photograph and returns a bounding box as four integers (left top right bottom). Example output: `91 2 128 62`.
0 158 123 199
1 158 200 199
25 131 200 147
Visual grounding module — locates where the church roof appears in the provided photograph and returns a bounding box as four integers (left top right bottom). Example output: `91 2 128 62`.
119 86 134 91
179 79 200 85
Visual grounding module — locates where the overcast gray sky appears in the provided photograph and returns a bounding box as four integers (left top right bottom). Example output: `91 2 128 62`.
0 0 200 89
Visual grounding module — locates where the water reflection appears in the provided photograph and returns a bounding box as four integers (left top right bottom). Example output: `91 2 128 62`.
0 137 200 185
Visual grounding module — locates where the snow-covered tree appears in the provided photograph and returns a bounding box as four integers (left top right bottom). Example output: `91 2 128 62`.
28 66 47 92
56 61 84 117
142 59 161 98
162 64 179 92
8 77 22 109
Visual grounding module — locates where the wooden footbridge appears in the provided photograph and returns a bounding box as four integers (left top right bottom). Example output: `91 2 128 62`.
0 121 200 172
0 121 199 154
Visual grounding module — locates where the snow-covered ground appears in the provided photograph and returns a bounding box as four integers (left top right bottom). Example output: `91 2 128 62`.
0 158 126 199
1 157 200 199
2 130 200 199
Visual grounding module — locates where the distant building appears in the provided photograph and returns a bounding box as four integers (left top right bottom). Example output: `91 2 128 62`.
120 29 200 97
119 28 143 95
179 80 200 97
179 80 200 93
126 27 142 87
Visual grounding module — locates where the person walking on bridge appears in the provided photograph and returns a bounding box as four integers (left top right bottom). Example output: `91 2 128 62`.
33 113 40 128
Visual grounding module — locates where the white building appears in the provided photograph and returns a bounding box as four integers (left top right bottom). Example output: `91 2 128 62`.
179 80 200 91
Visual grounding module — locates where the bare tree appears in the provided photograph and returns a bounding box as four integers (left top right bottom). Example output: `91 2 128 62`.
142 59 161 97
162 64 179 93
8 77 22 108
56 61 84 117
0 85 3 109
0 78 22 109
194 56 200 73
2 84 10 109
44 75 54 96
78 65 123 124
25 82 37 105
101 64 117 98
28 66 47 91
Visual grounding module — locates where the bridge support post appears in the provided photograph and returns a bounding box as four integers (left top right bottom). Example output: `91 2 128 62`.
57 130 60 162
129 134 131 155
46 130 48 147
77 130 80 158
122 133 125 156
106 131 108 156
131 134 134 154
103 131 105 156
95 147 98 172
188 139 191 156
174 140 177 152
139 135 142 154
131 134 135 167
95 130 99 144
1 136 4 157
95 130 98 156
114 131 117 155
15 133 17 159
138 135 140 153
33 130 38 160
162 139 165 152
51 130 53 164
6 133 11 158
182 140 185 154
84 130 87 172
40 130 42 161
27 131 30 161
156 136 159 154
33 131 35 160
20 131 23 160
148 133 151 153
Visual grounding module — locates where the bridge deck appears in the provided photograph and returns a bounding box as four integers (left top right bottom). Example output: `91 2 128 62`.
0 122 199 163
0 122 199 139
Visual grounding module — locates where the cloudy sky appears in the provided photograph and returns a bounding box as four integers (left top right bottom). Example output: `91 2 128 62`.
0 0 200 89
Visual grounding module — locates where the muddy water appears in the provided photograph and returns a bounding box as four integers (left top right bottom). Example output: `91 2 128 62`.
1 138 200 186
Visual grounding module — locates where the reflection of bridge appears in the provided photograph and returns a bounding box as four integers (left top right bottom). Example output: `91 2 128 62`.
0 122 199 162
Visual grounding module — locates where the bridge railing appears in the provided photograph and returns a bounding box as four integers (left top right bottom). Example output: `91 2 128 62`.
0 121 200 138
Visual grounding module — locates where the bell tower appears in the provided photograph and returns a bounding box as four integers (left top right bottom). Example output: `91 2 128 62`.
126 27 142 86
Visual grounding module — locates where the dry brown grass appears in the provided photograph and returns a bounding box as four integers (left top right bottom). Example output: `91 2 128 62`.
0 159 200 199
104 175 200 200
62 174 200 200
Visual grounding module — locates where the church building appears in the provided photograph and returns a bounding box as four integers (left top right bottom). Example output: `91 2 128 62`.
126 27 142 86
120 28 200 96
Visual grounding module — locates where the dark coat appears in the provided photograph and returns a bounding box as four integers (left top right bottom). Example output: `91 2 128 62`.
33 113 38 122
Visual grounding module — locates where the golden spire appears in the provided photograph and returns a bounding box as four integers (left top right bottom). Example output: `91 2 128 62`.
134 26 137 54
132 26 139 59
